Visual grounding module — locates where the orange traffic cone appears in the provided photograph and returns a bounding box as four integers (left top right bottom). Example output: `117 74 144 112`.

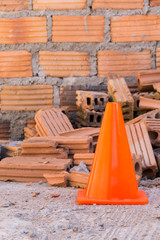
77 102 149 205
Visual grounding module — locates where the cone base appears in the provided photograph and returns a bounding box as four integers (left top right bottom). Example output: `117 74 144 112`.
77 189 149 205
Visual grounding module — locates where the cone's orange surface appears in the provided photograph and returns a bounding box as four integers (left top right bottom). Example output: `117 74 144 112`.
77 102 149 205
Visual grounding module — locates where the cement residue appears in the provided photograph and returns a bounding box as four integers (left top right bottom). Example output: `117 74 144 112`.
0 180 159 239
0 111 36 140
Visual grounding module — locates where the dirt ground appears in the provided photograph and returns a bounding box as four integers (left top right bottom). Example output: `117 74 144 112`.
0 179 159 240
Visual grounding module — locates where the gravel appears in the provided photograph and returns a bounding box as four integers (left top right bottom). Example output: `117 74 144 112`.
0 180 159 240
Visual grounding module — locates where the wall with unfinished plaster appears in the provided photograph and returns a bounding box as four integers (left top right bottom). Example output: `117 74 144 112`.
0 0 160 139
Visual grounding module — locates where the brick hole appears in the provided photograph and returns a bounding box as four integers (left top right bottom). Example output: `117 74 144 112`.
94 98 98 105
143 169 154 179
100 98 104 105
97 115 101 123
93 144 97 153
89 142 93 153
87 97 91 105
148 131 158 141
90 115 94 122
155 112 160 119
134 162 140 173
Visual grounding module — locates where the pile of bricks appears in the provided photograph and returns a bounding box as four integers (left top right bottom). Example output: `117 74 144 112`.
0 106 100 185
0 69 160 187
0 0 160 188
76 90 109 127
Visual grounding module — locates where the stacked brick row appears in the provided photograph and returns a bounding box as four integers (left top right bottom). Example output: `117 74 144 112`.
1 2 160 80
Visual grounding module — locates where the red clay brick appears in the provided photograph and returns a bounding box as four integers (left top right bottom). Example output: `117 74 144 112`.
0 17 47 44
52 16 104 42
43 172 68 187
107 76 134 120
126 122 158 178
35 108 74 136
92 0 143 9
1 85 53 111
0 0 29 11
68 171 89 188
98 50 151 77
39 51 90 77
137 70 160 91
0 51 32 78
33 0 86 10
111 15 160 42
150 0 160 6
156 48 160 68
0 157 72 182
139 96 160 110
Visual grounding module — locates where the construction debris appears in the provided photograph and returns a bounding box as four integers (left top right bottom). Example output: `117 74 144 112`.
133 92 160 112
35 108 74 136
70 161 90 174
0 157 72 182
126 122 158 178
73 153 94 170
76 90 109 127
21 138 68 158
68 171 89 188
76 90 109 111
76 109 103 127
139 96 160 110
3 141 22 157
60 85 107 112
43 172 68 187
24 120 38 139
0 68 160 190
137 70 160 91
107 76 134 121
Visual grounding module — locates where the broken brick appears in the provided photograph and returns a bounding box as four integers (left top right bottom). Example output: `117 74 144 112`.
139 96 160 110
126 122 158 178
50 194 60 198
68 171 89 189
107 76 134 121
133 92 160 112
43 172 68 187
137 70 160 91
126 109 160 125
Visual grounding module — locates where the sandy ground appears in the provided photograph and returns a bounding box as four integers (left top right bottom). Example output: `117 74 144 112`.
0 180 159 240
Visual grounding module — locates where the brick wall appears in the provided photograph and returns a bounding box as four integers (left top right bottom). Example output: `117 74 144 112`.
0 0 160 139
